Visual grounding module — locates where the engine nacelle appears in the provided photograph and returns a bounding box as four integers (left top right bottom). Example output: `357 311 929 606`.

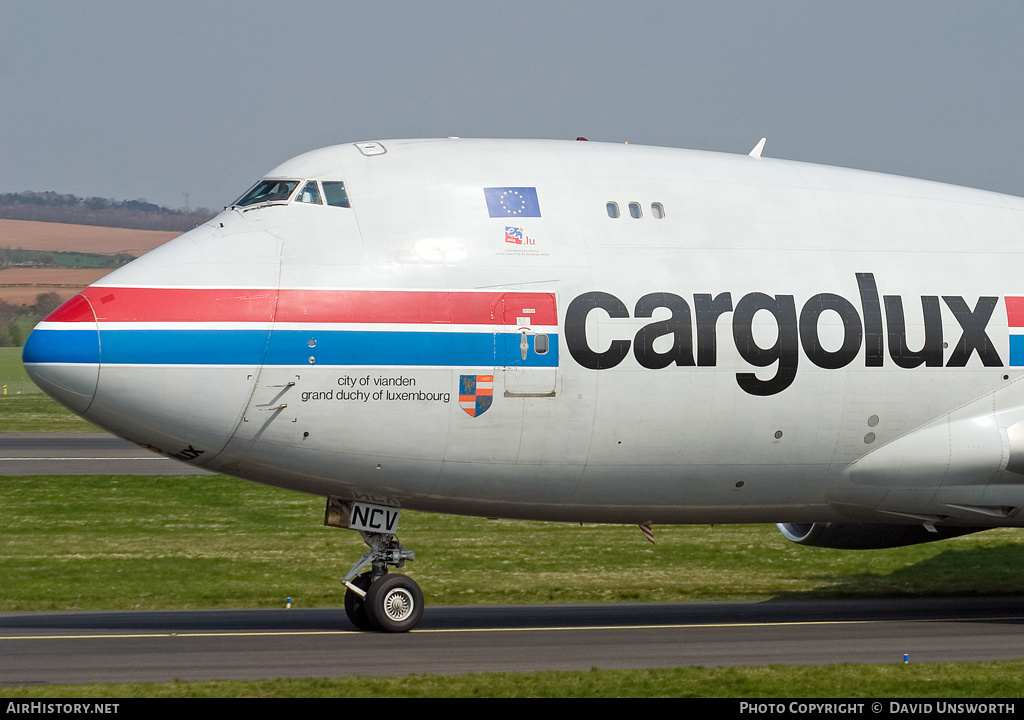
776 522 986 550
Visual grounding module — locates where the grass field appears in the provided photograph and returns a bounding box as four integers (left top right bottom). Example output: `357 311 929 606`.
0 394 99 431
2 474 1023 611
0 345 37 395
5 662 1024 698
0 346 99 430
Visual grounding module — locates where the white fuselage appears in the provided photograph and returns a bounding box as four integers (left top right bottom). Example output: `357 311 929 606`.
23 139 1024 527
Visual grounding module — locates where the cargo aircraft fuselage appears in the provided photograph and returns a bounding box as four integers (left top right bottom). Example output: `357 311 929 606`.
23 138 1024 630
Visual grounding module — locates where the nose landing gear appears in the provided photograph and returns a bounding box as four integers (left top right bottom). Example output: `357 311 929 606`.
328 497 423 632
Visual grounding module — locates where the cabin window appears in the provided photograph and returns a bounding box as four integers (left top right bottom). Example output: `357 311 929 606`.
296 181 323 205
323 181 351 208
651 202 665 219
628 202 642 219
534 334 549 354
233 179 299 207
606 202 620 218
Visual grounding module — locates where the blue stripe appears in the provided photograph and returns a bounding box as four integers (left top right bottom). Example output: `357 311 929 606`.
1010 335 1024 366
25 329 559 367
102 329 270 365
23 329 100 364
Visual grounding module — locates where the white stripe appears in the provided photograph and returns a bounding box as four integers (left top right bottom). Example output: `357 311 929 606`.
87 363 501 370
90 283 558 293
39 321 559 334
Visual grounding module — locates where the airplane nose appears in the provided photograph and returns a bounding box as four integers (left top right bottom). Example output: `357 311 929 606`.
22 293 100 415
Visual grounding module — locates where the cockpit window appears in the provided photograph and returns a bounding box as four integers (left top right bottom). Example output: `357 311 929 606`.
234 179 299 207
296 180 323 205
322 181 350 208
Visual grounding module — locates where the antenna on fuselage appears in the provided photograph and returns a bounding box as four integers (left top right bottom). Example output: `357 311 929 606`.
749 137 767 158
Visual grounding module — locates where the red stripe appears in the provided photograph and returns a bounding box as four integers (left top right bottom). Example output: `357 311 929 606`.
1007 296 1024 328
43 294 96 323
276 290 556 325
51 287 558 325
49 288 278 323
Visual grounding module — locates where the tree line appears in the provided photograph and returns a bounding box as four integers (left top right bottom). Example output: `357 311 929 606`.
0 293 62 347
0 191 215 232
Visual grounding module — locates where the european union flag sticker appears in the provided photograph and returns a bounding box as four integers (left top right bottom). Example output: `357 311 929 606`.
484 187 541 218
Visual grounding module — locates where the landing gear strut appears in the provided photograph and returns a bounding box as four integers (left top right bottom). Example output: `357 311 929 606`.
328 497 424 632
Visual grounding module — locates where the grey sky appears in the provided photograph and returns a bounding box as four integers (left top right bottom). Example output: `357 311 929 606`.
3 1 1023 210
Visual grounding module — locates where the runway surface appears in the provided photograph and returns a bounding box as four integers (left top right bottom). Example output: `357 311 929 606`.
2 597 1023 685
0 432 213 475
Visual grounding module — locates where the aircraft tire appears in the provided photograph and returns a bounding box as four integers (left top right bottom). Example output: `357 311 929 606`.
344 573 375 631
365 574 423 633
